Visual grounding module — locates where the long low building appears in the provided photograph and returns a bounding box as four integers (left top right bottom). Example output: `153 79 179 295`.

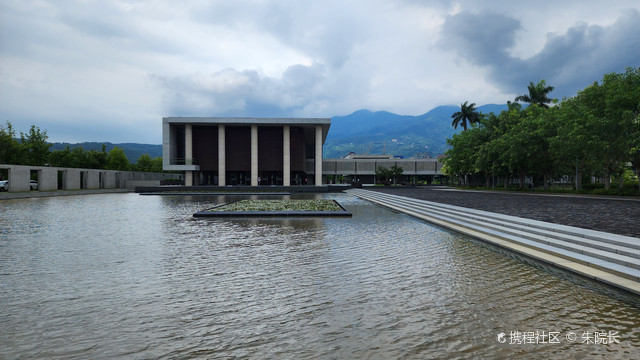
163 117 444 186
322 157 444 184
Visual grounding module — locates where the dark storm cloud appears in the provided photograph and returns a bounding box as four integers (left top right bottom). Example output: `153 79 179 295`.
439 11 521 65
440 9 640 98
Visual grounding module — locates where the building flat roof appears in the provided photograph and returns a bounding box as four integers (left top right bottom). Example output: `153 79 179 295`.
163 117 332 147
163 117 331 125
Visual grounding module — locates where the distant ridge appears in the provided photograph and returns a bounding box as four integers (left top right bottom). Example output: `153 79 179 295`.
325 104 507 158
48 104 508 161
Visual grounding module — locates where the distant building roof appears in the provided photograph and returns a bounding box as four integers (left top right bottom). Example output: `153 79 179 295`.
343 154 395 160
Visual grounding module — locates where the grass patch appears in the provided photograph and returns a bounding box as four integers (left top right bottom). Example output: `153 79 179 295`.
212 199 342 212
194 199 351 217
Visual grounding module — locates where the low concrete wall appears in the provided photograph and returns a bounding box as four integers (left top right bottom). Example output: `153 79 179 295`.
0 164 182 193
65 169 82 190
103 171 116 189
86 171 100 190
6 165 30 192
40 168 58 191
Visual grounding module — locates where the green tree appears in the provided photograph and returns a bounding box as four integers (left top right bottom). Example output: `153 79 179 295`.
471 116 501 187
20 125 51 165
443 122 485 185
106 147 130 171
150 157 163 173
71 147 90 168
631 145 640 190
136 153 153 172
500 116 531 189
444 69 639 194
50 144 109 169
49 146 73 167
451 101 480 131
570 69 640 190
390 165 404 184
491 103 528 188
0 121 22 164
550 96 598 190
515 80 555 108
600 68 640 190
375 166 393 185
86 144 108 169
631 107 640 189
521 105 559 190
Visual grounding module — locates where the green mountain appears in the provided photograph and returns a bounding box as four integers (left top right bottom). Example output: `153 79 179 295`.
48 104 507 162
325 104 507 158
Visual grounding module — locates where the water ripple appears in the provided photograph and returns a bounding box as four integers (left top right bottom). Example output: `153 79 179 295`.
1 193 639 359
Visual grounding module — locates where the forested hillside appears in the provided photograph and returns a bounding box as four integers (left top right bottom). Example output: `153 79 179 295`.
325 104 507 158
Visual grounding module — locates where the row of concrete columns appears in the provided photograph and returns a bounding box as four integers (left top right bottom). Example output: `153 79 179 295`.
251 124 258 186
185 124 323 186
185 123 194 187
283 125 291 186
218 124 226 186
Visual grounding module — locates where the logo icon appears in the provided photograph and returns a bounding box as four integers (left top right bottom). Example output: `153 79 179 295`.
497 332 507 343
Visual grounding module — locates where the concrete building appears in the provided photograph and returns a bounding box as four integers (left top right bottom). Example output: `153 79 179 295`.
163 117 331 186
322 158 444 185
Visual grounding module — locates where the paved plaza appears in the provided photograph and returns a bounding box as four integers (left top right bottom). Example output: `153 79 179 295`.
368 186 640 238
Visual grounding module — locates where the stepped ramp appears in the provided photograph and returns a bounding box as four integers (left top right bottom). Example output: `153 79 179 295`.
346 188 640 296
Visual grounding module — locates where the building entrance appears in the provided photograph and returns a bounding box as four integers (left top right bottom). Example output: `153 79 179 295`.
258 171 282 186
228 171 250 185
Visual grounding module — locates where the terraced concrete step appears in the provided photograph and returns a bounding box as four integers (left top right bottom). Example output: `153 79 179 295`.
347 189 640 282
350 189 640 251
373 197 640 270
357 191 640 261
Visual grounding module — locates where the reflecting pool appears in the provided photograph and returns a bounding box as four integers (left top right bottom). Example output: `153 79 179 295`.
1 193 639 359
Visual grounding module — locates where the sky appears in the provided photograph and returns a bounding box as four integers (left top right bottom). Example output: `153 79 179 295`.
1 0 639 144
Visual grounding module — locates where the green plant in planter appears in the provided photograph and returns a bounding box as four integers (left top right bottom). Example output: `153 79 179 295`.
212 199 342 212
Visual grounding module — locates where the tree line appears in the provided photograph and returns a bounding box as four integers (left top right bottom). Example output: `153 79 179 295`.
443 68 640 193
375 165 404 185
0 122 163 172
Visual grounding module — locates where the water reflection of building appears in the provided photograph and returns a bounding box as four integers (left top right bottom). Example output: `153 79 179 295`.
163 117 331 186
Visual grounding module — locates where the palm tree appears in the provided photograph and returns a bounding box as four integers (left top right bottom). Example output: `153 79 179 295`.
515 80 555 108
451 101 480 131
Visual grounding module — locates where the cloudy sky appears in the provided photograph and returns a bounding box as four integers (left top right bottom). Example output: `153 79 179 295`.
1 0 639 144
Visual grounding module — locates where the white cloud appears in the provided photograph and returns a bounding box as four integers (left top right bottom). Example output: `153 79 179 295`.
0 0 638 143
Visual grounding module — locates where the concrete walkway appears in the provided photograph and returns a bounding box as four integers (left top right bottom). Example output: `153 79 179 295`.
347 188 640 296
